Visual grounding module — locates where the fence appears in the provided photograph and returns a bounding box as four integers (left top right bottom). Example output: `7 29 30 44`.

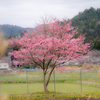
0 68 100 94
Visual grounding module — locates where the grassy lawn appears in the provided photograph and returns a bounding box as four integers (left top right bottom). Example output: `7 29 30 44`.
0 70 100 99
0 71 99 83
1 92 100 100
1 82 100 94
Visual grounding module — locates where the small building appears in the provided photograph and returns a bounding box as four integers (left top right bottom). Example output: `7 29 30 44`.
0 57 11 70
0 63 9 69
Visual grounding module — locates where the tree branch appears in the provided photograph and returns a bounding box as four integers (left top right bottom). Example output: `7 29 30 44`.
45 58 52 74
29 52 43 69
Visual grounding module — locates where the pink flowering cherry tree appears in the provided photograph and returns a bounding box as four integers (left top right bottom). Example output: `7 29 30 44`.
9 18 90 92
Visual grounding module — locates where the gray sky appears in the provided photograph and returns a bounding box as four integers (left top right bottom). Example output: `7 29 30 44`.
0 0 100 28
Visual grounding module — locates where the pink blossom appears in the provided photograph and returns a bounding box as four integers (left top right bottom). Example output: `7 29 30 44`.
9 18 90 91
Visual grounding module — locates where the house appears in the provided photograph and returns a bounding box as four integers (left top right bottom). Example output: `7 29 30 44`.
0 63 9 69
0 57 11 70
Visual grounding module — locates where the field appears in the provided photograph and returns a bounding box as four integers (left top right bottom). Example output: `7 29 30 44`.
0 68 100 99
0 68 100 95
1 92 100 100
1 82 100 94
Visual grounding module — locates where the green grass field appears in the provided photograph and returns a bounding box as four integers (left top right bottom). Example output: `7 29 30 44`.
0 70 99 83
0 70 100 100
1 82 100 94
1 92 100 100
0 70 100 95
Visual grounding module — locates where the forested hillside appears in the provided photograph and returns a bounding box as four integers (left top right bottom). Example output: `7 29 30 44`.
71 7 100 49
0 24 33 37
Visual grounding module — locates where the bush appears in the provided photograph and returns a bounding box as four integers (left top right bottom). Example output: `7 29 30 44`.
23 64 37 69
23 65 30 69
78 64 83 67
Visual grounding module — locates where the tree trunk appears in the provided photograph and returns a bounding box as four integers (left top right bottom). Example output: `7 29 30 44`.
43 71 48 92
43 66 55 92
46 66 55 87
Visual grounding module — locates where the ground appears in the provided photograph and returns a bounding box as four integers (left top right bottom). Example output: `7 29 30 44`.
6 92 100 100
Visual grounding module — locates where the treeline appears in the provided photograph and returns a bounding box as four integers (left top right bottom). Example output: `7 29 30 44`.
0 24 33 37
71 7 100 49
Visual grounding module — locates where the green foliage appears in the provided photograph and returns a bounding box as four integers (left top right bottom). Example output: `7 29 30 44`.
93 39 100 50
23 64 37 69
78 64 83 67
23 65 30 68
7 92 100 100
71 7 100 49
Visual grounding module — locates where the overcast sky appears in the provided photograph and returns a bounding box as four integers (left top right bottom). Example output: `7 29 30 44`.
0 0 100 28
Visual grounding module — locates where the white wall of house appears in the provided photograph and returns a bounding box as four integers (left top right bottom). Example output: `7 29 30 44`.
0 63 9 69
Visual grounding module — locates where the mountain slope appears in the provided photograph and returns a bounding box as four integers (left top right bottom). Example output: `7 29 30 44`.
0 24 33 36
71 7 100 45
